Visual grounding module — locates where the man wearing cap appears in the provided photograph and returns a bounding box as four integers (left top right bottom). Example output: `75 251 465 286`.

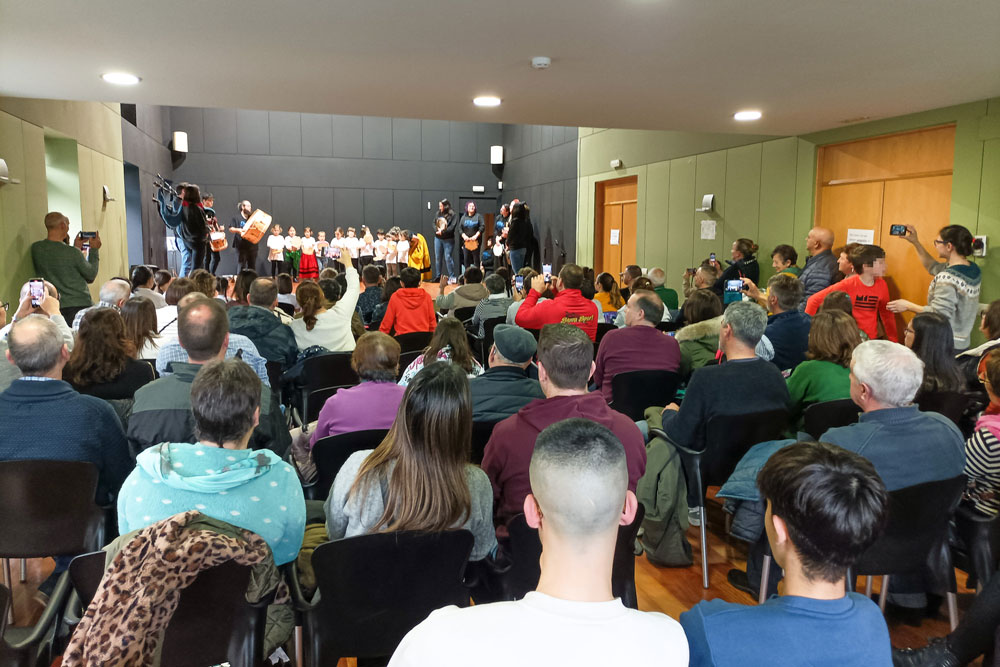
469 325 545 423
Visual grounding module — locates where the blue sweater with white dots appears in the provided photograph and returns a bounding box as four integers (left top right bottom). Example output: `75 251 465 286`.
117 442 305 564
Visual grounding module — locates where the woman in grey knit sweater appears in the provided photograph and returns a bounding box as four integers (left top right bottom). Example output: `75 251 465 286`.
324 361 497 561
888 224 981 351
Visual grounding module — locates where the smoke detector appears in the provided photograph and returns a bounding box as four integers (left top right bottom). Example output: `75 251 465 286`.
531 56 551 70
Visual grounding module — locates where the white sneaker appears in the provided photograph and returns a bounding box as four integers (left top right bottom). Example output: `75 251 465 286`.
688 507 702 527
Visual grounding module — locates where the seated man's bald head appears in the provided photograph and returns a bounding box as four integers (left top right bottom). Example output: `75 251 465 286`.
809 227 834 250
528 419 628 538
6 315 67 376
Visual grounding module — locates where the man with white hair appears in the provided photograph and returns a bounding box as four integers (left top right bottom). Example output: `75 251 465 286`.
647 267 678 310
71 278 132 330
30 211 102 323
390 418 688 666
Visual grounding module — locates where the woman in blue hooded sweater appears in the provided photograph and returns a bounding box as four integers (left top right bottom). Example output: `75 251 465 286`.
118 359 305 565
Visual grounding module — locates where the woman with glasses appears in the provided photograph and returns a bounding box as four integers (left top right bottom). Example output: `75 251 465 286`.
888 224 981 351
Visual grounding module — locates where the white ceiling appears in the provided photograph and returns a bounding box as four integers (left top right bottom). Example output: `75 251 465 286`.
2 0 999 135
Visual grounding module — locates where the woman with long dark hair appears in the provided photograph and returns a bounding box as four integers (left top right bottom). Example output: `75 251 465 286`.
121 296 161 360
178 183 208 277
905 311 965 394
324 362 497 562
889 224 982 351
130 265 166 308
397 316 484 386
64 308 155 399
712 237 760 298
505 202 531 273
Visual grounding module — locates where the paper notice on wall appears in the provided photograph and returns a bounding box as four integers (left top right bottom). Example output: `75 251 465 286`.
846 228 875 244
700 219 716 240
610 229 620 245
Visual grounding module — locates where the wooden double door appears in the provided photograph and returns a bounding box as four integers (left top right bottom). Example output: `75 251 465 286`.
594 176 638 277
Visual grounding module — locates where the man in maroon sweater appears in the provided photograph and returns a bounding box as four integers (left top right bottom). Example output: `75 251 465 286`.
515 263 599 341
482 323 647 525
593 290 681 402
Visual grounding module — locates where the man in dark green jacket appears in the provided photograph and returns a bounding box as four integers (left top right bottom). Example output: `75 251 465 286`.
228 278 298 368
468 325 544 422
128 297 290 457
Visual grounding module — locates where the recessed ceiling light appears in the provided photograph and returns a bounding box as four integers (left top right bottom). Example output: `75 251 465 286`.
473 96 502 107
734 110 762 121
101 72 141 86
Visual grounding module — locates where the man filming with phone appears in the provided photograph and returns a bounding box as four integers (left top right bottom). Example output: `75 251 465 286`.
30 211 101 324
514 263 599 341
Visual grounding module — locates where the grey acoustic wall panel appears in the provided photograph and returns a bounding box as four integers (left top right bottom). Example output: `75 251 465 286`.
449 122 477 163
393 190 421 230
170 107 205 153
541 124 554 150
364 189 394 229
362 117 392 159
237 110 269 155
301 114 334 158
392 118 421 161
268 112 302 157
303 188 334 229
421 120 450 162
476 123 503 164
272 186 304 231
334 188 364 228
332 115 363 158
238 186 272 218
203 108 237 154
203 185 241 222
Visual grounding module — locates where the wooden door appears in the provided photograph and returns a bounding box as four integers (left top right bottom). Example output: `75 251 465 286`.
817 182 885 249
595 176 638 277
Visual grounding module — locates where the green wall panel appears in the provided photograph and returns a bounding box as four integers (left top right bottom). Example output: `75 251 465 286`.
758 138 799 286
643 161 670 271
665 157 696 294
723 143 762 255
693 150 727 267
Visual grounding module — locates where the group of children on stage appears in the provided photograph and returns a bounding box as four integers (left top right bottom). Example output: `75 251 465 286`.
266 225 412 280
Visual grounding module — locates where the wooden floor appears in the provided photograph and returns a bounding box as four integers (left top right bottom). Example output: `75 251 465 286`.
5 492 980 665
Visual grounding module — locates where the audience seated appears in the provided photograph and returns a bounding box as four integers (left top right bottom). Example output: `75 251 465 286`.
660 301 789 453
153 268 173 295
797 227 837 310
619 264 643 302
227 269 258 309
379 267 437 335
963 349 1000 518
832 242 862 282
188 268 218 299
594 272 625 315
507 268 552 325
290 255 360 352
30 211 100 324
156 277 197 343
398 317 484 385
471 273 514 337
71 278 131 330
482 323 646 525
515 264 599 341
593 290 680 402
0 280 73 345
436 266 488 315
391 419 688 667
276 272 299 311
805 244 898 342
957 299 1000 393
63 308 156 400
0 315 130 505
770 244 801 277
310 332 406 445
370 276 402 330
131 297 290 456
712 239 760 299
786 311 862 428
356 265 384 325
229 277 298 367
612 277 658 327
469 324 544 422
121 296 162 360
904 311 965 394
675 289 724 380
647 267 679 311
118 358 305 565
130 265 167 308
681 441 892 667
325 362 497 561
744 273 810 373
682 263 720 300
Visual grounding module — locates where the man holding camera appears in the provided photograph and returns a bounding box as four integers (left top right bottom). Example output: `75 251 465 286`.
514 263 599 341
30 211 101 324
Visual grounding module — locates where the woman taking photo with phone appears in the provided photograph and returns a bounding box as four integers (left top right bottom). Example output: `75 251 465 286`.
888 224 981 351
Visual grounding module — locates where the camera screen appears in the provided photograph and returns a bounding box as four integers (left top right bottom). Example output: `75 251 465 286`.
725 279 743 293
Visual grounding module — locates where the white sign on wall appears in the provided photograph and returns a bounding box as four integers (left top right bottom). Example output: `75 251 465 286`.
846 228 875 244
700 219 717 240
610 229 620 245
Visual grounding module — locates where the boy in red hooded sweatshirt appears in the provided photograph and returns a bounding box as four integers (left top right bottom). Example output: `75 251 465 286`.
379 267 437 335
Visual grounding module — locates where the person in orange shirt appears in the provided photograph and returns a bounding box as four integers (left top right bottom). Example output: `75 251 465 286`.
805 245 897 342
379 267 437 335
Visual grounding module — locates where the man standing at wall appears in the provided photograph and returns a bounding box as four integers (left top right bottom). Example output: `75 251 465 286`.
797 227 837 311
30 212 101 324
229 200 258 273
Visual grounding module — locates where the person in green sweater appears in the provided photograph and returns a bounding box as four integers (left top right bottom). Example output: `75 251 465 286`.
786 310 862 429
30 211 100 324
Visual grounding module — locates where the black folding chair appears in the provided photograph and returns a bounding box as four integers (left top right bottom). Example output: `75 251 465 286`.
0 584 8 639
394 331 434 354
286 352 359 431
595 322 615 345
276 302 295 317
915 390 970 428
953 503 1000 591
610 370 681 421
311 429 390 501
471 421 499 465
291 530 473 665
69 551 271 667
802 398 862 441
651 408 789 589
397 350 424 381
453 306 476 323
481 316 507 368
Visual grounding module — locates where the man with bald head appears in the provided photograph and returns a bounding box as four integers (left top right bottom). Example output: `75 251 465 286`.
0 315 130 505
229 200 259 273
390 419 688 667
71 278 132 330
30 211 102 323
798 227 837 311
130 296 290 456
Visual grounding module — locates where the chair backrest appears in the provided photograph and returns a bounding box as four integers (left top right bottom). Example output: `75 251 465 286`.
802 398 862 441
595 322 615 344
312 429 390 500
308 530 473 661
612 502 645 609
0 460 105 558
299 352 359 424
852 475 966 580
453 306 476 323
71 551 264 667
397 350 424 381
915 390 969 427
276 302 295 317
482 316 506 369
610 370 681 421
264 360 284 397
395 331 434 354
470 421 499 465
702 409 790 487
0 583 9 637
656 320 681 333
